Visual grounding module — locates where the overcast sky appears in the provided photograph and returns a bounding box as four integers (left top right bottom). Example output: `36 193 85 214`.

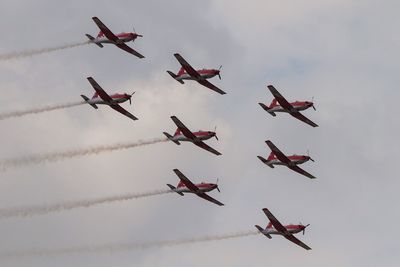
0 0 399 266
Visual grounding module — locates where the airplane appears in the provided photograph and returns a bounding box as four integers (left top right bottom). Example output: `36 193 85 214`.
86 16 145 58
255 208 311 250
163 116 222 156
81 77 138 121
167 53 226 95
259 85 318 127
257 140 316 179
167 169 224 206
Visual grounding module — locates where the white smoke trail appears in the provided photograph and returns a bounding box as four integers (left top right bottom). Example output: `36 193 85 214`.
0 101 84 120
0 137 168 172
0 230 259 260
0 41 90 61
0 189 173 219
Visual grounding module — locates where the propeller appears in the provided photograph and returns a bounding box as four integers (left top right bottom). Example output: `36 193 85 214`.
132 27 143 38
311 96 316 111
214 126 219 140
128 91 135 105
216 178 220 192
307 150 315 162
217 65 222 80
302 224 310 235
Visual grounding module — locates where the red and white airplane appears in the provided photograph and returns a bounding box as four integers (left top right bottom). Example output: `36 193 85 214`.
255 208 311 250
163 116 221 156
81 77 138 121
259 85 318 127
167 53 226 95
86 17 145 58
258 140 316 179
167 169 224 206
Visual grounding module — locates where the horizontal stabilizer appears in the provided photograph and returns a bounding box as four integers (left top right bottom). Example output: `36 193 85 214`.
85 34 103 47
257 156 274 168
81 95 98 109
167 71 184 84
167 184 184 196
259 103 276 116
255 225 272 239
163 132 181 145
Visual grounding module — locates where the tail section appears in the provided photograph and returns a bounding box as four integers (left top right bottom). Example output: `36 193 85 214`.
255 225 272 239
81 95 98 109
167 71 184 84
167 184 184 196
259 102 276 117
85 34 103 48
163 132 181 145
97 31 104 38
257 156 274 168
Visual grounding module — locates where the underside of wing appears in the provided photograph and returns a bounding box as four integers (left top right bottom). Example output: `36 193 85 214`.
284 234 312 250
265 140 291 164
262 208 287 233
115 43 145 58
194 141 222 156
196 192 224 206
92 17 118 42
110 104 138 121
290 112 318 127
288 165 316 179
170 116 197 140
267 85 294 111
173 169 199 192
87 77 113 102
174 53 201 79
197 79 226 95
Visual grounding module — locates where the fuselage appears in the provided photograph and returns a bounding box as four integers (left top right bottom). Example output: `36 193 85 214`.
87 93 131 105
93 32 139 44
262 224 306 235
267 155 311 166
172 131 216 142
268 101 314 113
174 183 218 194
177 69 219 81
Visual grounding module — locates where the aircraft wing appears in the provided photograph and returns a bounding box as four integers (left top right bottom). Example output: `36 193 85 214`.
265 140 291 164
196 192 224 206
288 165 316 179
115 43 145 58
290 112 318 127
194 141 222 156
170 116 197 140
197 79 226 95
110 104 138 121
173 169 199 192
87 77 113 102
262 208 288 234
174 53 201 79
92 17 119 42
267 85 294 111
284 234 312 250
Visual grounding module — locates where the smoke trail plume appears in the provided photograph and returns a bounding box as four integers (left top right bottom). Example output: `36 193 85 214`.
0 137 168 172
0 41 90 61
0 101 84 120
0 189 173 219
0 230 259 260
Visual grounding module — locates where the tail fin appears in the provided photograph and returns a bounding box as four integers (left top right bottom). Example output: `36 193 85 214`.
269 98 278 108
167 184 184 196
267 152 275 161
259 102 276 117
255 225 272 239
177 67 185 76
97 31 104 38
266 222 273 229
167 71 184 84
81 95 98 109
174 128 181 136
163 132 181 145
91 92 99 99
